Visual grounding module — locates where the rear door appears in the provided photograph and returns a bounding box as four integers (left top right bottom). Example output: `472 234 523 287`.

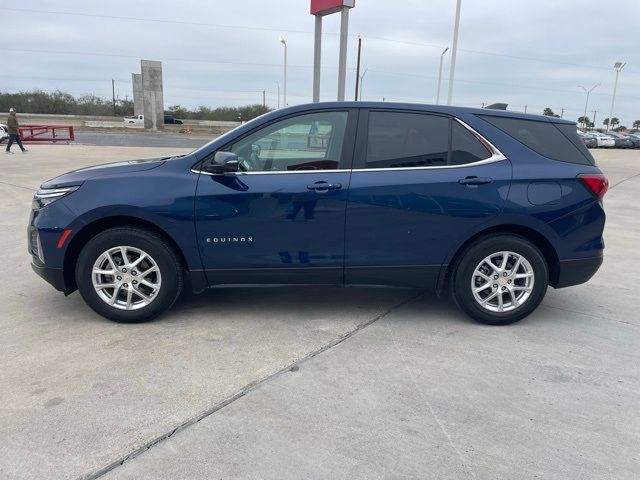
344 109 512 287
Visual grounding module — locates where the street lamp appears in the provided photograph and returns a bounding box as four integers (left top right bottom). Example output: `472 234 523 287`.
436 47 449 104
446 0 462 105
279 37 288 107
579 84 599 130
606 61 626 132
359 68 368 101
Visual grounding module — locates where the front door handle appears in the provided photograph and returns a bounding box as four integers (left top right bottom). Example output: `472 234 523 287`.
458 176 493 186
307 181 342 192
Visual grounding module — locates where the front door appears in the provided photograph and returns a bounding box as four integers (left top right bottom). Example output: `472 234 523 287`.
195 109 356 286
345 110 512 288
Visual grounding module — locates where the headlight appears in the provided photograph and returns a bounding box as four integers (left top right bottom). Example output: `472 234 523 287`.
32 186 79 210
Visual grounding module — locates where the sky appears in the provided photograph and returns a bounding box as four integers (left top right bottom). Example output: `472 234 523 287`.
2 0 639 126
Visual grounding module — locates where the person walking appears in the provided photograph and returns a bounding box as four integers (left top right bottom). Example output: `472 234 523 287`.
5 108 27 154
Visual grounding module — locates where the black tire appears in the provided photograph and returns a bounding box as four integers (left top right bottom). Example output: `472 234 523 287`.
451 234 548 325
75 227 183 323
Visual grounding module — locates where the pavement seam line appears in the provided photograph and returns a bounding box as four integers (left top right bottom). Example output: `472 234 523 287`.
0 180 36 191
609 171 640 190
540 303 639 327
383 317 478 479
81 291 424 480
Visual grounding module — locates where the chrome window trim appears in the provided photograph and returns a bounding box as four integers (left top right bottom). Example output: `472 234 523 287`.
192 116 507 176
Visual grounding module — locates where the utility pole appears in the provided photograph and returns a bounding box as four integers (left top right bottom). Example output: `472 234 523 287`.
354 36 362 101
436 47 449 105
277 83 280 109
592 110 598 130
446 0 462 105
111 79 116 116
262 90 266 108
524 105 527 113
606 62 626 132
560 107 564 119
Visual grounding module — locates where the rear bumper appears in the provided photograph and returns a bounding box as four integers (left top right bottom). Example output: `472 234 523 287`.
31 257 68 294
553 256 603 288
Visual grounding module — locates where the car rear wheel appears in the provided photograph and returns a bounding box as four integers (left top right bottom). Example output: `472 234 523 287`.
452 235 548 325
75 227 183 322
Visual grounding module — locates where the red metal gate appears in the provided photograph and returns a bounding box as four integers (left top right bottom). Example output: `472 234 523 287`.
19 125 75 143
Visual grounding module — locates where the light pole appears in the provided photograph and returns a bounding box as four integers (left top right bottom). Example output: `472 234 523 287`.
446 0 462 105
359 68 368 101
606 61 625 132
436 47 449 104
279 37 288 107
579 84 599 130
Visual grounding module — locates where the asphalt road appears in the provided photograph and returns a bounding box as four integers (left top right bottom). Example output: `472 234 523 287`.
0 146 638 479
75 131 212 149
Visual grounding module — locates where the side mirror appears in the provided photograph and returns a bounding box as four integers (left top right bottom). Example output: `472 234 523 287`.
203 151 239 174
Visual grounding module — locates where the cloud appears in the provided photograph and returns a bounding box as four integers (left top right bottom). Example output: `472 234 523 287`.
2 0 638 125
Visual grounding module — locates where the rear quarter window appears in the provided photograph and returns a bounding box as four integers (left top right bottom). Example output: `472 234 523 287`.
480 116 595 166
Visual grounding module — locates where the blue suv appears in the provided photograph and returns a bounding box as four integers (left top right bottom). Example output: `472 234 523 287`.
29 102 607 325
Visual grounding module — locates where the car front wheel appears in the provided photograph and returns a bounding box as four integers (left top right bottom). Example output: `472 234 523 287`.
452 235 548 325
75 227 183 322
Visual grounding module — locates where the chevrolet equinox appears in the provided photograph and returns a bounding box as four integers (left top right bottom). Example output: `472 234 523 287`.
29 102 607 325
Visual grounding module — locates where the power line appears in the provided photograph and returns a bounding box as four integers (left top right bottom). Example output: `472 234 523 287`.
6 7 638 75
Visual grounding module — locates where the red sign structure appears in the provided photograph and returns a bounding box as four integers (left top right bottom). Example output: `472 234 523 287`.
310 0 355 16
310 0 355 102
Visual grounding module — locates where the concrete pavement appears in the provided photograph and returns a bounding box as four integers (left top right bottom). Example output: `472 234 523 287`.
0 146 638 479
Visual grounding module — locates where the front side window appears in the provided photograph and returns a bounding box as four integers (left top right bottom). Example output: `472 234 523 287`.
227 111 348 172
365 112 449 169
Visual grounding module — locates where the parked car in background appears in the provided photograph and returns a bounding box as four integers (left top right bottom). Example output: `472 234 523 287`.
607 132 633 148
29 103 607 326
0 124 8 143
589 132 615 148
124 114 144 126
164 115 184 125
624 134 640 148
577 130 597 148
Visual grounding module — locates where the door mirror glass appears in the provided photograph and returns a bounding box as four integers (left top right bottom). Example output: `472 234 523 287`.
204 151 239 174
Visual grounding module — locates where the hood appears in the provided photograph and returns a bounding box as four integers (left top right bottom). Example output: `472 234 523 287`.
41 158 167 189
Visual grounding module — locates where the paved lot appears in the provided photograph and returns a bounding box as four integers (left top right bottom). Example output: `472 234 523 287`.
0 145 638 479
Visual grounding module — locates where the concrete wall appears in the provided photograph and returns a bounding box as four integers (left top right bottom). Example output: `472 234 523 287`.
141 60 164 131
132 73 144 117
1 112 241 134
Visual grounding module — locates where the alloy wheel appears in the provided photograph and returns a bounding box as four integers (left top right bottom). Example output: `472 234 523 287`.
91 246 162 310
471 251 534 313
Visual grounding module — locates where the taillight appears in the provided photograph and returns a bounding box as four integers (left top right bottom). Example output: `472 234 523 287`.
578 173 608 199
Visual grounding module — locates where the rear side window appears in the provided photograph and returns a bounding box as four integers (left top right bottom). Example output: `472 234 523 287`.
481 115 594 165
554 123 597 165
451 121 492 165
366 112 449 168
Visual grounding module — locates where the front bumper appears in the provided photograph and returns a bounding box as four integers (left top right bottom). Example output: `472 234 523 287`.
31 256 69 294
554 256 603 288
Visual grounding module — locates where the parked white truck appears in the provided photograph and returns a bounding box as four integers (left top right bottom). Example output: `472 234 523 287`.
124 114 144 126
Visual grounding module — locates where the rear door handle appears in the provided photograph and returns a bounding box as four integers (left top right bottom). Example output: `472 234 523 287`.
307 181 342 192
458 176 493 186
